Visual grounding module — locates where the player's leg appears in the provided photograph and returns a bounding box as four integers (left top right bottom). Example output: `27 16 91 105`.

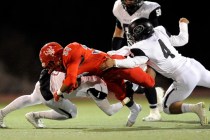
142 87 162 121
163 78 208 125
25 98 77 128
141 67 163 121
0 82 43 128
87 88 126 116
105 80 142 127
133 83 164 112
120 81 142 127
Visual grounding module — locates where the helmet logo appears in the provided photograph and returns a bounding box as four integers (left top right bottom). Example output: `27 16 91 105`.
133 25 144 34
44 46 55 57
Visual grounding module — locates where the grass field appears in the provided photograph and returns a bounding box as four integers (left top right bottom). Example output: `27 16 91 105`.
0 93 210 140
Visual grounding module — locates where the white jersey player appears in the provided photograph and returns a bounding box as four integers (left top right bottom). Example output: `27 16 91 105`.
112 0 164 122
113 0 161 47
103 17 208 125
0 69 129 128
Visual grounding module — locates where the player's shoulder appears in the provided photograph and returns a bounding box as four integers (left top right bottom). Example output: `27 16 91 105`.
143 1 161 8
66 42 82 49
113 0 123 13
155 26 166 32
113 0 121 7
154 26 169 38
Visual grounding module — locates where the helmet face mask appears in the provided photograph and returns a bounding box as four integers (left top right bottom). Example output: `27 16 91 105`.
121 0 143 15
128 18 154 42
39 42 64 73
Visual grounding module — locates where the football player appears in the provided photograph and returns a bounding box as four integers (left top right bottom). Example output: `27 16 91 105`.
111 0 163 122
39 42 155 127
101 17 208 125
0 70 130 128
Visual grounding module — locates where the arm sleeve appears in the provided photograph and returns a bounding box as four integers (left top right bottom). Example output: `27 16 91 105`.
63 49 82 90
107 46 130 56
149 7 161 27
169 22 189 47
115 56 149 68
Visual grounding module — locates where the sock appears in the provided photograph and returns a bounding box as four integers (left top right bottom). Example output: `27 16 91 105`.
144 87 158 109
95 98 123 116
1 95 41 116
181 103 194 113
34 110 69 120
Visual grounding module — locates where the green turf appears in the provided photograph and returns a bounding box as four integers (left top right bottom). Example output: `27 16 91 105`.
0 95 210 140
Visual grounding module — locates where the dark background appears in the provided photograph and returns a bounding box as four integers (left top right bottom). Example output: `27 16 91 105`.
0 0 209 94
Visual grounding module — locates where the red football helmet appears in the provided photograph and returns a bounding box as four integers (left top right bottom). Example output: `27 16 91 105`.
39 42 63 73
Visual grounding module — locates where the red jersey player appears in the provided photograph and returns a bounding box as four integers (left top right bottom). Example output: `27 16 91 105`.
39 41 155 126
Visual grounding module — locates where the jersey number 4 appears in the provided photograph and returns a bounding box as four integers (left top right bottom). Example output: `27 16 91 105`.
158 39 175 58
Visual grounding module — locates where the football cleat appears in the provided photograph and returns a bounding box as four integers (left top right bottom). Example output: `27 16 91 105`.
0 110 6 128
25 112 45 128
142 108 161 122
126 104 142 127
193 102 208 125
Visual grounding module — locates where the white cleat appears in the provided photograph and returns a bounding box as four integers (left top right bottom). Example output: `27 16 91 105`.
193 102 208 125
142 108 162 122
25 112 45 128
0 110 6 128
126 104 142 127
155 87 165 113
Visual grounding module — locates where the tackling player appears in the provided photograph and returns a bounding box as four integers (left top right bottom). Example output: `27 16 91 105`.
111 0 163 122
101 17 208 125
39 42 155 127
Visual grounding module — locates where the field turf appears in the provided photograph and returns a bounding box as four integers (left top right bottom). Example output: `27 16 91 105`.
1 92 210 140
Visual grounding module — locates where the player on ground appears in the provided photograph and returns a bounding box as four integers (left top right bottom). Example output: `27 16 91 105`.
0 70 129 128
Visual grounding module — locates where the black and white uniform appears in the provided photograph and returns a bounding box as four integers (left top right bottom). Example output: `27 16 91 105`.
32 70 123 117
0 70 124 125
113 0 161 46
108 23 210 114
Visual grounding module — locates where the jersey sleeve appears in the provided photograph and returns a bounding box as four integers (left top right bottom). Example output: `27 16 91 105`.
115 56 148 68
115 48 149 68
149 6 162 27
169 22 189 47
62 44 84 90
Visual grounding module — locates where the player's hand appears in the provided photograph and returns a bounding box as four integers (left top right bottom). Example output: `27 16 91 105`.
100 57 116 71
53 91 62 102
179 18 189 24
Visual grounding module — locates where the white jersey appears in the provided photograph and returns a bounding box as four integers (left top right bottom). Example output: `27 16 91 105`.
113 0 161 46
49 71 108 98
108 21 189 71
110 25 210 113
131 26 187 79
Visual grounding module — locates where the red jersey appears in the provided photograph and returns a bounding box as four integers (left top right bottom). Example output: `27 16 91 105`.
62 42 155 100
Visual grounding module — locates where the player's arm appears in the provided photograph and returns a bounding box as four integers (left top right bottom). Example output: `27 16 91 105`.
107 45 130 56
114 48 149 68
149 7 162 27
112 19 125 50
54 48 82 101
168 17 189 47
100 48 148 70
